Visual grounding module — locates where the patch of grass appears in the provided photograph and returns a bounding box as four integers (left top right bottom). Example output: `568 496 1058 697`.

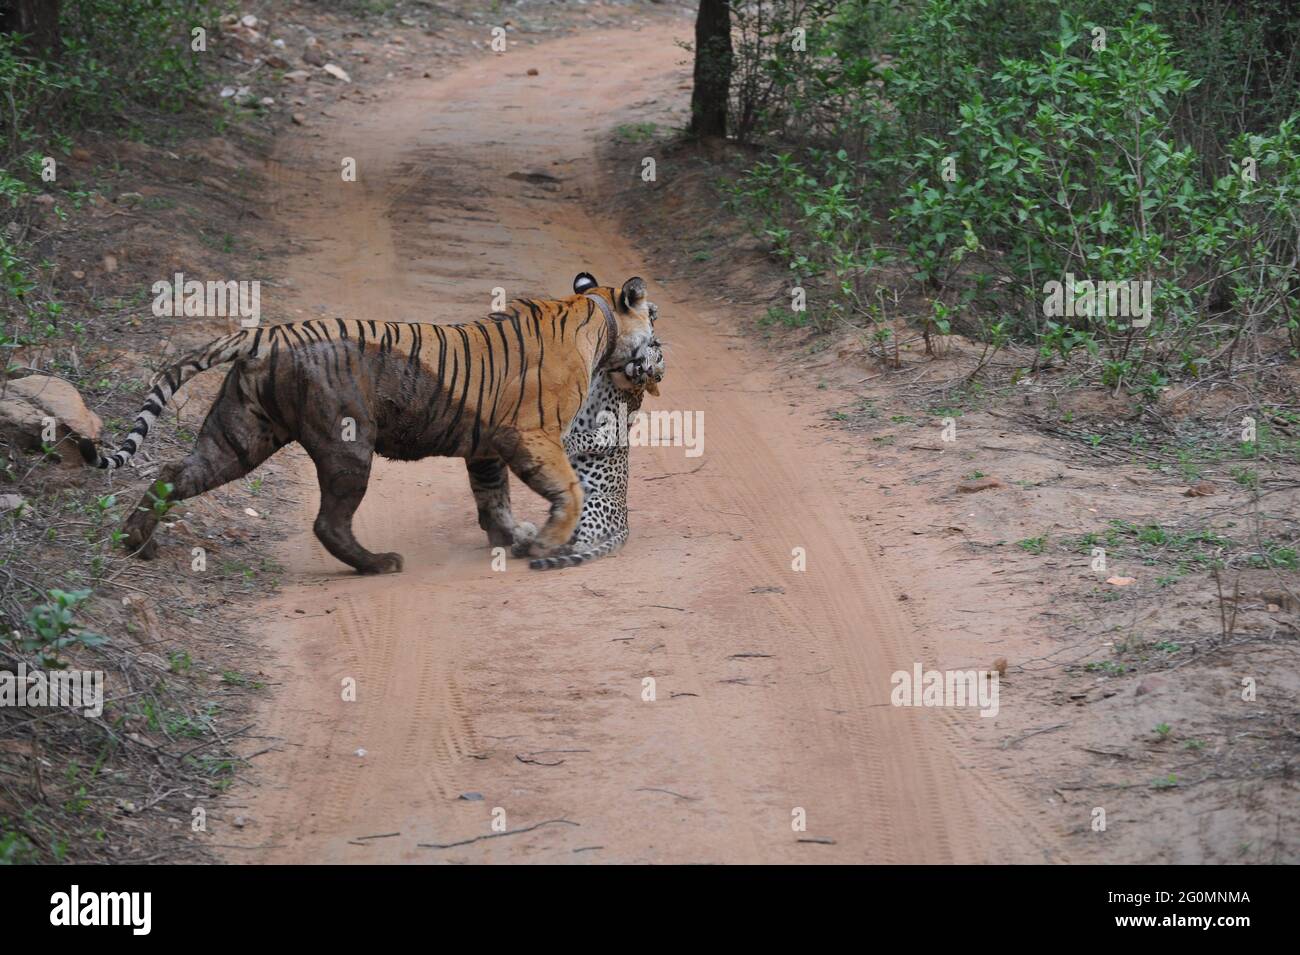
613 122 659 144
1016 536 1047 555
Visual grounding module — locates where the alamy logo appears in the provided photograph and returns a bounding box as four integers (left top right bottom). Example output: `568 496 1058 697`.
0 664 103 717
891 663 999 717
593 403 704 458
151 272 260 327
1042 273 1151 329
49 885 151 935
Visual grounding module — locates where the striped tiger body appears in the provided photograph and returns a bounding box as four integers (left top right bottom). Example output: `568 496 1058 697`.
82 277 658 574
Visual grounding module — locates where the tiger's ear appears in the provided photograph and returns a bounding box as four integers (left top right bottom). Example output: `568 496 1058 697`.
619 277 647 311
573 272 598 294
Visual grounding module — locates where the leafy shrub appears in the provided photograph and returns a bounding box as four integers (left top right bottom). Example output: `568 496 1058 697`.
726 0 1300 388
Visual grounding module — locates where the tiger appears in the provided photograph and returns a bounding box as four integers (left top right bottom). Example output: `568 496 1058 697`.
527 272 664 571
79 277 659 574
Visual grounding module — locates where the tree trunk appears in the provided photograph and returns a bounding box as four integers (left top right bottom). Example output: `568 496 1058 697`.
0 0 61 58
689 0 732 139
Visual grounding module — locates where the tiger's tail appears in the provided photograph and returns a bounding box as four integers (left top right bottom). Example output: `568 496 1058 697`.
529 530 629 571
79 328 263 470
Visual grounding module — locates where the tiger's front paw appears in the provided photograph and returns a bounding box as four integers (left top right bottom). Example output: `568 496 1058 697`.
509 530 540 561
517 539 570 560
508 521 538 557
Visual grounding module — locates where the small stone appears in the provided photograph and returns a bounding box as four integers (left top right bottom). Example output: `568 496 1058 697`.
291 113 306 125
1135 676 1165 696
1184 481 1217 497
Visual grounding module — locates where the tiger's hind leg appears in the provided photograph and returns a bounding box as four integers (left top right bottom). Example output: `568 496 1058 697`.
123 369 285 559
464 456 536 550
303 439 402 575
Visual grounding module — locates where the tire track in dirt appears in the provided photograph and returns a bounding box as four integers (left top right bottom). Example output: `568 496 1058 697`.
225 24 1058 863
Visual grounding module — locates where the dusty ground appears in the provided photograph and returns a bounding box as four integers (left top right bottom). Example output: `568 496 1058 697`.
10 0 1288 865
206 17 1064 863
606 98 1300 861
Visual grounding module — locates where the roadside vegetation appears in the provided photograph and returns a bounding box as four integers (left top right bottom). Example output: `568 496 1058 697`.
659 0 1299 860
0 0 273 865
709 0 1298 394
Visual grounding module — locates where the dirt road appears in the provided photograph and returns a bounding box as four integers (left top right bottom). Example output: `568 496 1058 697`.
227 23 1052 863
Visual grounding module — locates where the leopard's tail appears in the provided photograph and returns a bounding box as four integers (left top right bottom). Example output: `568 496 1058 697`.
529 529 629 571
79 328 265 470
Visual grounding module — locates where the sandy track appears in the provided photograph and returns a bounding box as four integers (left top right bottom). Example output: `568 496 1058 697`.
227 24 1049 863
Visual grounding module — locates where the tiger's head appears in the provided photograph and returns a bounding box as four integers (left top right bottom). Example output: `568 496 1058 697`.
573 272 663 395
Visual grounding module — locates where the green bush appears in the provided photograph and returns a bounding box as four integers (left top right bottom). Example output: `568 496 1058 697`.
727 1 1300 388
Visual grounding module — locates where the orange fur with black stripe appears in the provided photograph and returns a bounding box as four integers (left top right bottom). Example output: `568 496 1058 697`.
80 277 658 574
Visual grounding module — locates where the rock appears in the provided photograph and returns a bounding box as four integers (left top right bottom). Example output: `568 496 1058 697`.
291 113 307 126
1135 676 1166 696
259 97 275 107
102 254 118 273
1105 576 1136 587
322 63 352 83
33 194 55 206
220 86 237 98
1260 591 1296 612
71 270 85 279
956 476 1004 493
0 375 103 468
240 14 257 28
0 493 26 513
1183 481 1217 497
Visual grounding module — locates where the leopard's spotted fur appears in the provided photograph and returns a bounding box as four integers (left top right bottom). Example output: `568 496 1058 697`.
529 276 663 570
